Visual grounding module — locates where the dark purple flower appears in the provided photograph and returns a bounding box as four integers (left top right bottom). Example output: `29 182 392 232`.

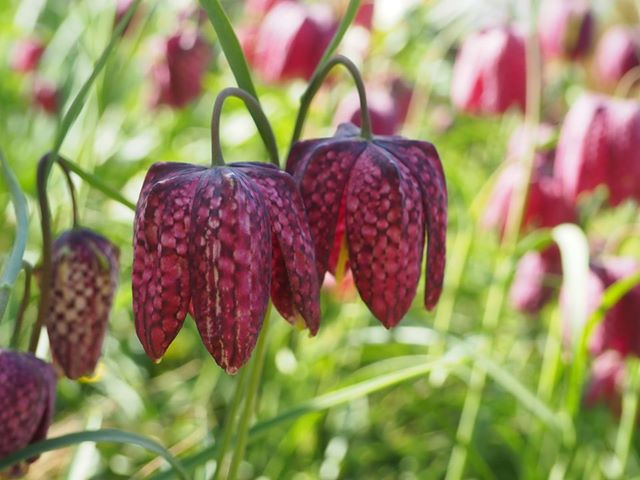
0 350 56 477
538 0 593 60
132 162 320 373
10 39 45 73
451 26 527 115
286 123 447 328
46 228 120 379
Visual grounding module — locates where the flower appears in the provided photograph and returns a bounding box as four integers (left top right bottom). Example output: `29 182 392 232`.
538 0 593 60
46 228 120 379
132 162 320 373
594 27 640 88
149 30 212 108
250 1 336 83
509 246 562 314
554 93 640 206
0 350 56 477
10 39 45 73
585 350 625 414
32 79 59 115
286 123 447 328
561 257 640 358
451 26 527 115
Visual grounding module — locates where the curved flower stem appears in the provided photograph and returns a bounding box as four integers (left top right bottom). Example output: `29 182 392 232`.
226 304 272 480
212 366 248 480
56 158 80 227
10 261 32 349
211 87 280 167
289 54 372 148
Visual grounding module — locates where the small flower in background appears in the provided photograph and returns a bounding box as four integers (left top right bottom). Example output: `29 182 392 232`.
561 257 640 358
594 27 640 88
10 39 45 73
132 162 320 374
334 78 413 135
0 350 56 477
46 228 120 380
32 79 59 115
538 0 593 61
287 123 447 328
585 350 625 414
554 93 640 206
510 246 562 314
149 30 212 109
353 0 375 30
451 26 527 115
483 124 576 236
249 1 336 83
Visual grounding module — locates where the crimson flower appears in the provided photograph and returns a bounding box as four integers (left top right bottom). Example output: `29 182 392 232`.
46 228 120 379
509 246 562 314
10 39 45 73
585 350 625 414
594 27 640 88
32 79 59 115
133 162 320 373
286 123 447 328
0 350 56 477
538 0 593 60
451 26 527 115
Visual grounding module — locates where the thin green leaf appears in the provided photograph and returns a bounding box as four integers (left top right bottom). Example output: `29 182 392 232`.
0 429 189 480
0 150 29 322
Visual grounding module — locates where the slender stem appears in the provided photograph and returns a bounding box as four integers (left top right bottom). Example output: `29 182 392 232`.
211 87 280 167
56 156 80 227
289 54 372 148
212 366 249 480
10 261 32 349
226 305 272 480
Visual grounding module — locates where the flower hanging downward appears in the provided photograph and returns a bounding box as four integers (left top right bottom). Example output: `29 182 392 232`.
287 122 447 328
133 89 320 373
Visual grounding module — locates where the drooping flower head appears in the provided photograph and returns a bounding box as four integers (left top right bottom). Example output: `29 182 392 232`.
509 246 562 314
594 27 640 88
287 122 447 328
451 26 527 115
46 228 120 379
133 109 320 375
0 350 56 477
538 0 593 60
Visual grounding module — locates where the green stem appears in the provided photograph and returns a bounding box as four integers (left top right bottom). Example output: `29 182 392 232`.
211 88 280 167
10 262 32 349
614 360 640 477
226 305 272 480
212 366 248 480
289 54 372 147
0 150 29 324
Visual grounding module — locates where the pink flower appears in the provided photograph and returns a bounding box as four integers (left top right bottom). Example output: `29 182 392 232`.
510 246 562 314
594 27 640 88
10 39 45 73
451 26 527 115
32 79 59 115
585 350 625 414
538 0 593 60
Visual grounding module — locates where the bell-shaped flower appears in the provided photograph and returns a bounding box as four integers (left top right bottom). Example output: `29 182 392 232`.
594 27 640 88
538 0 593 60
286 122 447 328
46 228 120 379
0 350 56 477
509 246 562 314
133 162 320 373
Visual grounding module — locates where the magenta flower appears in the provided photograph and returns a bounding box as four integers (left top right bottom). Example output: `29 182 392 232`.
538 0 593 60
0 350 56 477
286 123 447 328
334 87 401 136
451 26 527 115
149 30 212 108
10 39 45 73
32 79 59 115
594 27 640 88
46 228 120 379
585 350 625 414
132 162 320 373
509 246 562 314
555 93 640 206
251 1 336 83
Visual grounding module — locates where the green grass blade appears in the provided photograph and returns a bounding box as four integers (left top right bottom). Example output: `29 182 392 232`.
0 429 189 480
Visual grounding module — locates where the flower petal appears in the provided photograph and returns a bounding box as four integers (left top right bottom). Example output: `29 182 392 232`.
375 139 448 310
345 146 425 327
236 163 321 335
189 169 271 373
132 162 205 361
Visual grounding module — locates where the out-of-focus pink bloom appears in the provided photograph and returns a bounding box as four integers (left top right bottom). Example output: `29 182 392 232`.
594 27 640 88
354 1 374 30
538 0 593 60
32 79 59 115
451 26 527 115
251 1 336 83
390 76 413 124
562 257 640 357
238 25 260 65
10 39 45 73
554 93 640 205
510 246 562 314
585 350 625 413
149 31 212 109
245 0 290 18
334 88 399 136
